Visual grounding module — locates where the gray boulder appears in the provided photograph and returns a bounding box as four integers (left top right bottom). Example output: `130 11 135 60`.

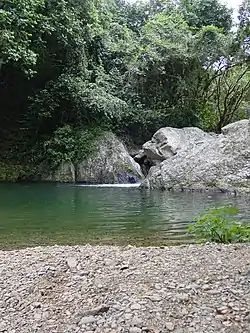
42 132 143 184
76 132 143 184
141 119 250 193
136 127 215 165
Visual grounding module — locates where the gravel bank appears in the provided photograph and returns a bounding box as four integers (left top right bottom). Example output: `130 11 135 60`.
0 244 249 333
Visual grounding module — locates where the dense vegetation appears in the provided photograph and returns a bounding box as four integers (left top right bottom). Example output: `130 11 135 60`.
0 0 249 180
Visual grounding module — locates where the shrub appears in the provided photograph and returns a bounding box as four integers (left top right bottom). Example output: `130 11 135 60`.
189 206 250 244
43 125 104 168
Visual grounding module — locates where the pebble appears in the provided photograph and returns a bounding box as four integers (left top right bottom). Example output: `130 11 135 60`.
0 323 7 332
176 294 189 302
79 316 96 325
216 306 229 314
125 313 133 320
130 327 142 333
0 244 249 333
66 256 78 268
131 316 143 327
165 321 175 331
149 294 162 302
131 303 141 310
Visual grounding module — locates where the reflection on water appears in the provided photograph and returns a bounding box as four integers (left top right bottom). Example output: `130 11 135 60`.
0 183 249 249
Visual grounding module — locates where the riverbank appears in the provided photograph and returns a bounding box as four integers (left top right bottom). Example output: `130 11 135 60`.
0 244 249 333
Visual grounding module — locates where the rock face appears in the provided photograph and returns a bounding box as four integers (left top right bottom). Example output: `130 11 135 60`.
136 127 213 165
76 132 143 184
42 162 76 183
140 119 250 193
42 132 143 184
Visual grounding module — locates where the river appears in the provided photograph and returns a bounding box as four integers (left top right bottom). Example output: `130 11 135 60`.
0 183 249 249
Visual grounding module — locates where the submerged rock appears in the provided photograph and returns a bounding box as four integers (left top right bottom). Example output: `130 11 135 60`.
140 119 250 193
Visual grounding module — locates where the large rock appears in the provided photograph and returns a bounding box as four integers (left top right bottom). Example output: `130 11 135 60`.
136 127 215 165
141 119 250 193
76 132 143 184
42 132 143 184
41 162 75 183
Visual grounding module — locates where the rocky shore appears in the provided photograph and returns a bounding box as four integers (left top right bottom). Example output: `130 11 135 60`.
0 244 249 333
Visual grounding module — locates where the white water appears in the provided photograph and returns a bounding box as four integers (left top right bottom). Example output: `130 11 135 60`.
76 183 141 188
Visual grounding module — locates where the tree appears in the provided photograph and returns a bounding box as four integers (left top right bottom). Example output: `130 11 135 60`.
237 0 250 55
202 64 250 132
179 0 233 33
127 11 199 126
0 0 47 73
0 0 248 178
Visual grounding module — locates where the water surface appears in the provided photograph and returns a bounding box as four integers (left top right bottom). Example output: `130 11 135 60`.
0 183 249 249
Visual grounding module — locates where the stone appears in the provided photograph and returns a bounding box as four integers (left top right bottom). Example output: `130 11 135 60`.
140 119 250 193
82 305 110 316
165 322 175 331
149 294 162 302
206 289 220 295
131 303 142 310
141 126 209 163
130 317 143 327
0 322 7 332
201 284 210 291
125 313 133 320
129 327 142 333
34 312 42 321
33 302 42 308
76 132 143 184
41 161 75 182
66 257 78 269
110 322 117 329
79 316 97 325
176 294 189 302
0 243 249 333
216 306 230 315
40 132 143 184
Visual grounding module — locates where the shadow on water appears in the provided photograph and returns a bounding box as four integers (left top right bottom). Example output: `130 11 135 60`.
0 183 249 249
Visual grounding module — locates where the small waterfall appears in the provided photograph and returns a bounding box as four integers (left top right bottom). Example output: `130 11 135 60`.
75 183 141 188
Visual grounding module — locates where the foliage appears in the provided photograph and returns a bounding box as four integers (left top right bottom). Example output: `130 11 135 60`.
189 206 250 243
179 0 233 33
237 0 250 54
0 0 249 176
28 73 127 130
0 162 33 181
43 125 76 167
0 0 46 74
43 125 103 169
43 125 104 168
206 64 250 132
